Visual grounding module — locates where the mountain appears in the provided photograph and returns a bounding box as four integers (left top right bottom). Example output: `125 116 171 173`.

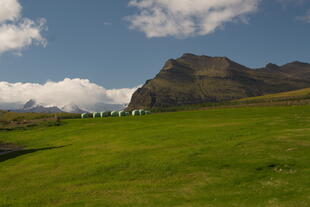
6 99 123 113
13 100 64 113
61 104 88 114
23 99 37 109
236 87 310 103
127 53 310 109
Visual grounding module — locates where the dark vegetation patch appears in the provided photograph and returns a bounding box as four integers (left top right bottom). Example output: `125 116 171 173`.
0 111 80 131
256 163 296 173
0 142 23 154
0 145 66 163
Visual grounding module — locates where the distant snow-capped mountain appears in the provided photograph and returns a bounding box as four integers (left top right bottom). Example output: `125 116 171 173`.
12 99 64 113
4 99 127 113
61 104 88 114
23 99 37 109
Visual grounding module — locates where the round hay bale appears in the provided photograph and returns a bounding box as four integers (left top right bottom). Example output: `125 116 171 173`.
132 110 140 116
100 111 109 117
139 109 146 116
93 112 100 118
111 111 119 117
119 111 126 117
81 113 88 119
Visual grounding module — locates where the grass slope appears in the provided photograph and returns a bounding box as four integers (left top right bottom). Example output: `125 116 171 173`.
0 112 80 130
0 105 309 207
237 88 310 102
152 88 310 113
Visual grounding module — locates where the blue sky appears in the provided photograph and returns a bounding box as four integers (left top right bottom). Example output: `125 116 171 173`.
0 0 310 110
0 0 309 88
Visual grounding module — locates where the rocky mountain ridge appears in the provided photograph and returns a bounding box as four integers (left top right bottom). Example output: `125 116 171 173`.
9 100 127 113
12 100 88 114
127 53 310 109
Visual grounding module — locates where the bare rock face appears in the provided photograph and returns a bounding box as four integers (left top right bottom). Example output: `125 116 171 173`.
61 104 88 114
127 54 310 110
14 100 64 113
23 99 37 109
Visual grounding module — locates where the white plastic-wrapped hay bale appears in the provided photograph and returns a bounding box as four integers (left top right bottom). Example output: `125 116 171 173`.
93 112 100 118
100 111 109 117
139 109 146 115
132 110 140 116
111 111 119 117
119 111 126 117
81 113 88 119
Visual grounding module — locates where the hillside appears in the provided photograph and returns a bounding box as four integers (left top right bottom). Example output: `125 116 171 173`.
0 111 80 130
127 54 310 110
150 88 310 113
0 105 309 206
237 88 310 102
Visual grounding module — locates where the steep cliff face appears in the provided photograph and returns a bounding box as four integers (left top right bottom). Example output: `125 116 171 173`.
127 54 310 109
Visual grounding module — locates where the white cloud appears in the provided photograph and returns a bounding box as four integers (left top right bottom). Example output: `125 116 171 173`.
276 0 305 6
0 0 47 54
0 78 139 111
276 0 310 22
126 0 260 38
297 9 310 23
0 0 21 23
103 22 112 26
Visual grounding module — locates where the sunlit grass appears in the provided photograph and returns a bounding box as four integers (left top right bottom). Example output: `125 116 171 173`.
0 105 309 207
238 88 310 102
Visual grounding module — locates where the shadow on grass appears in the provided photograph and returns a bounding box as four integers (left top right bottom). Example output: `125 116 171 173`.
0 146 66 163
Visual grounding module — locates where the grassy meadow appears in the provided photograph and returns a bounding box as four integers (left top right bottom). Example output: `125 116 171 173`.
0 105 309 207
151 88 310 113
237 88 310 103
0 111 80 130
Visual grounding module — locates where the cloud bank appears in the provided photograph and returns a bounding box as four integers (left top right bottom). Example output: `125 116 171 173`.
126 0 260 38
297 9 310 23
0 78 139 111
278 0 310 23
0 0 47 54
277 0 305 5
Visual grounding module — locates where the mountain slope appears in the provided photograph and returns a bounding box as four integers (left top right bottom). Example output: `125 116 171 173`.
128 54 310 109
61 104 88 114
237 88 310 102
13 100 64 113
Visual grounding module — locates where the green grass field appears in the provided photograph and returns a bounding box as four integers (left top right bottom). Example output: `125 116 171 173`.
0 105 309 207
0 112 80 130
237 88 310 102
151 88 310 113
